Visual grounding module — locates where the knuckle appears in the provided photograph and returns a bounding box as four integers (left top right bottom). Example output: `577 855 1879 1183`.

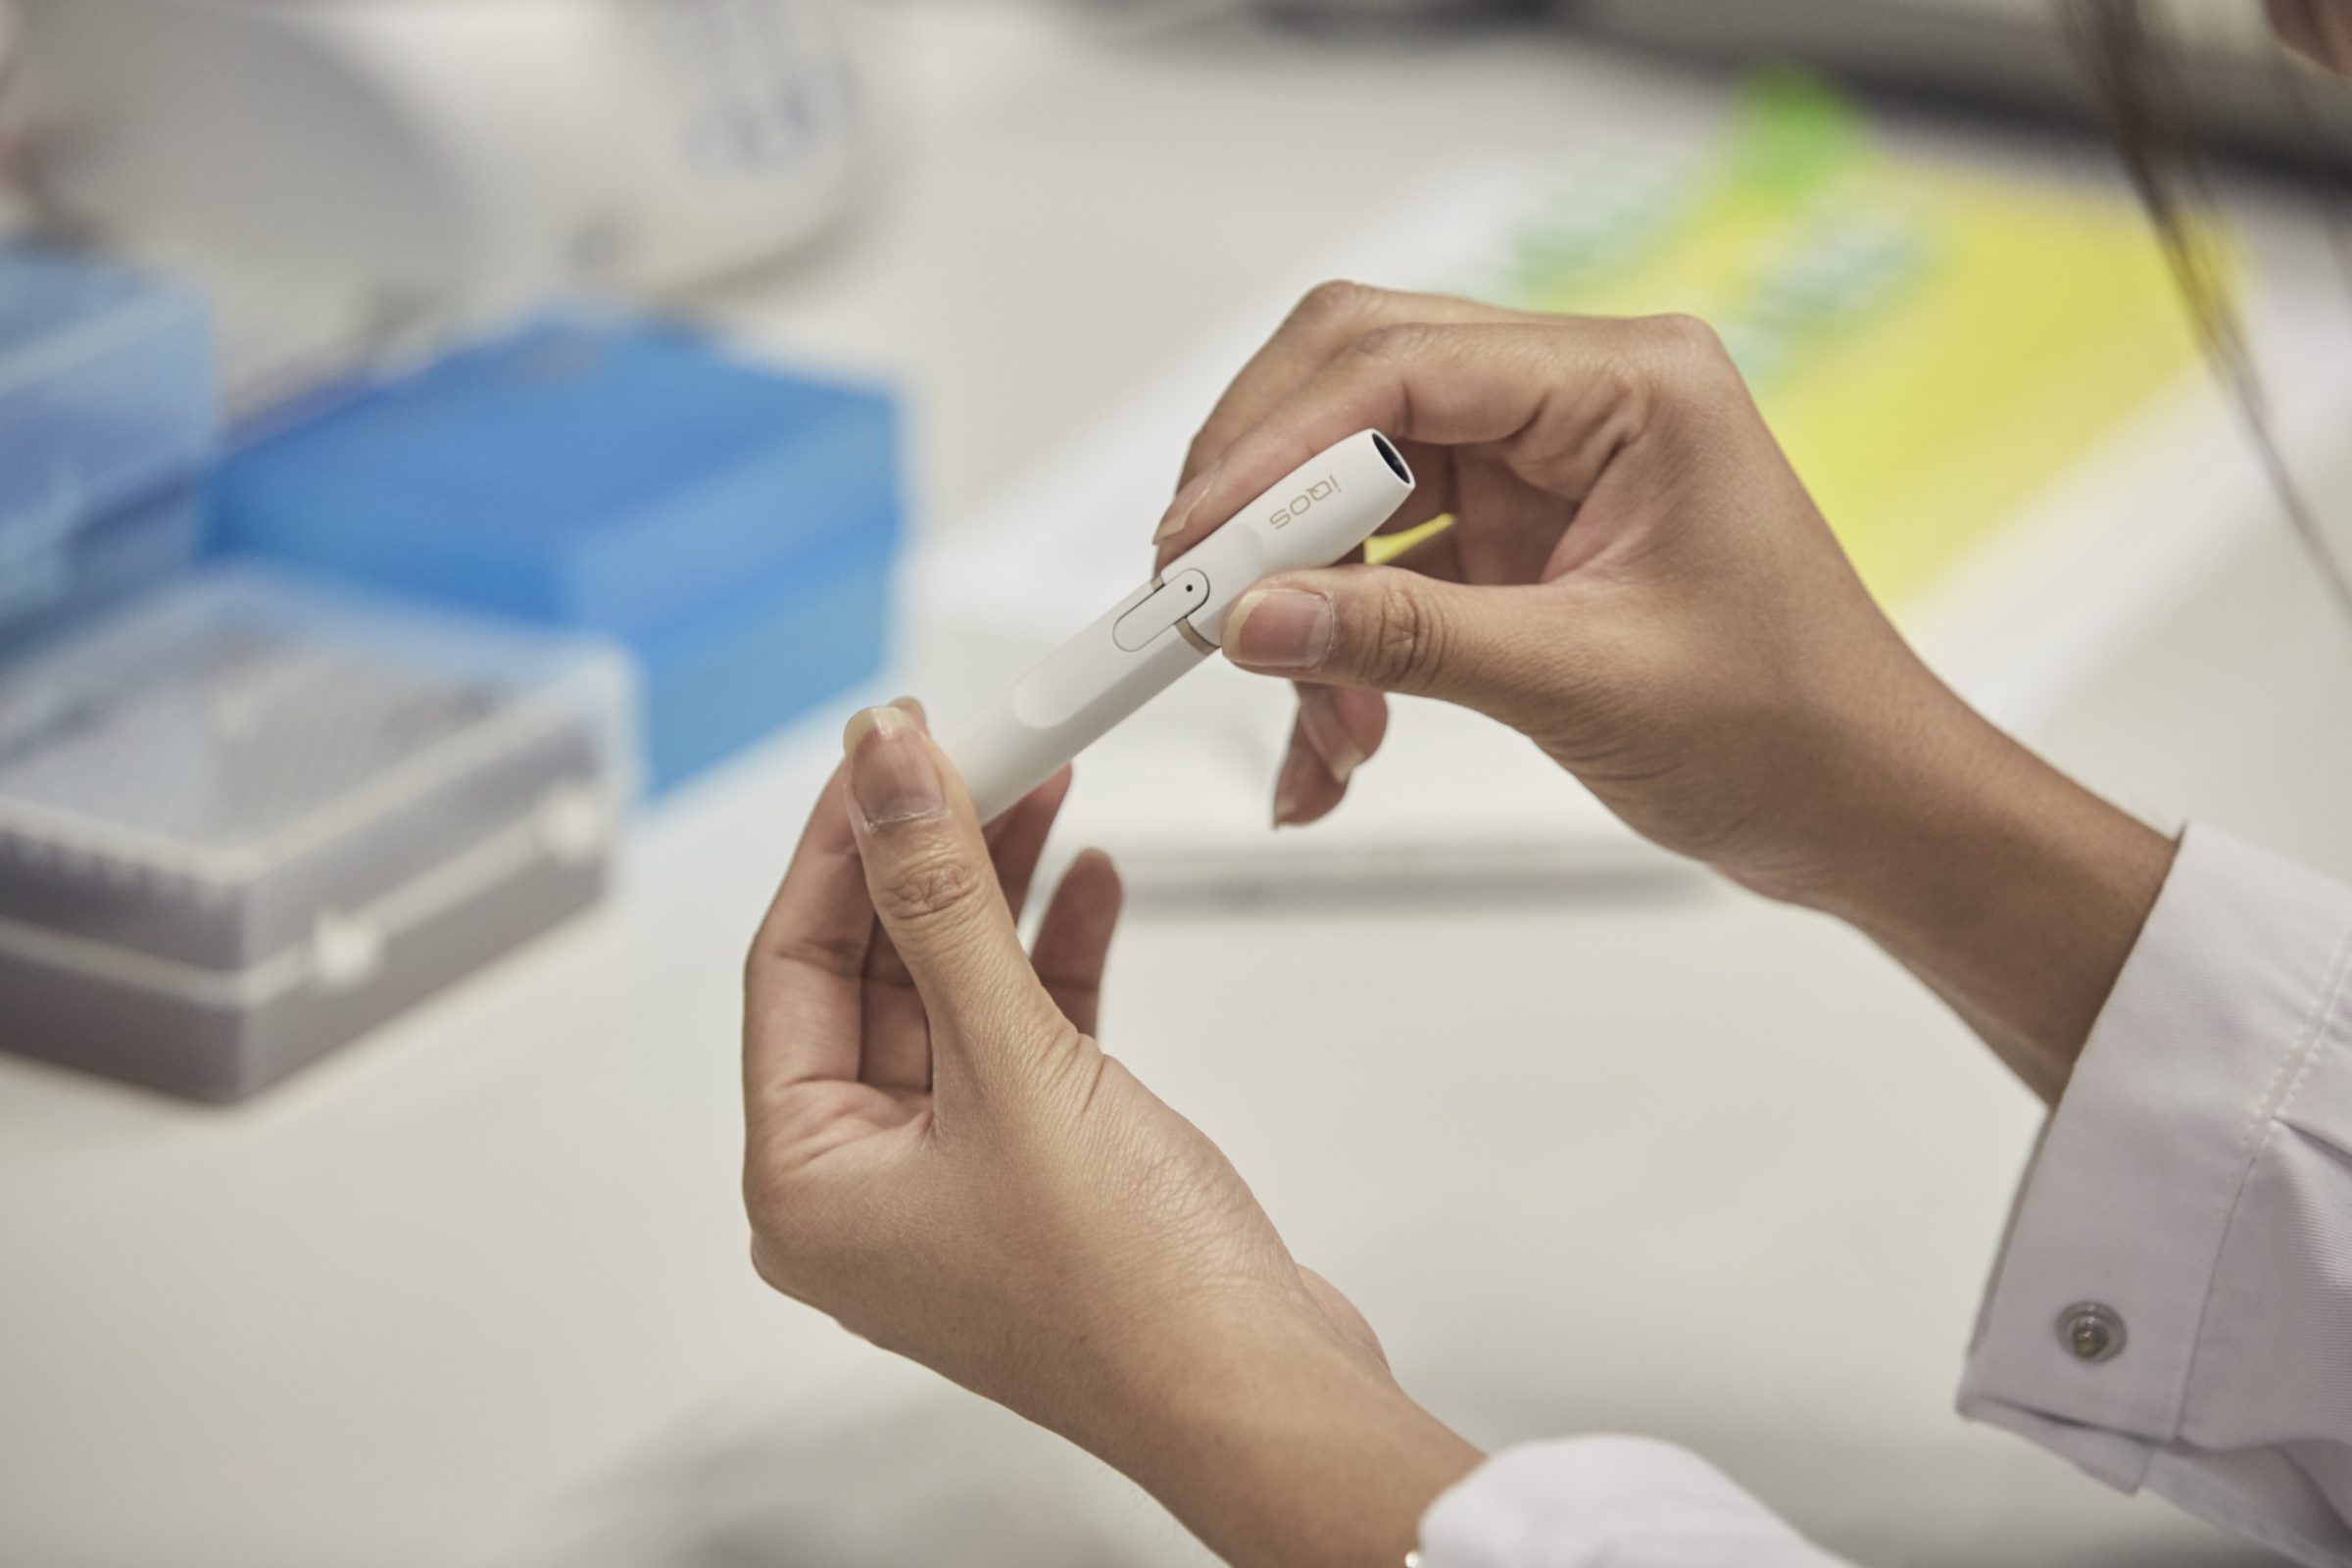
1360 578 1448 691
874 842 989 926
1646 311 1724 356
1640 313 1736 383
754 928 863 985
1606 315 1744 438
1289 277 1385 332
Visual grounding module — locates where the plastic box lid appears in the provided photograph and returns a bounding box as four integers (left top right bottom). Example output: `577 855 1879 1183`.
212 311 901 637
0 568 637 984
0 246 215 585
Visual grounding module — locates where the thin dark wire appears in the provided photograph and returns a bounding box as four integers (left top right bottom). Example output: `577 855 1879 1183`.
2061 0 2352 625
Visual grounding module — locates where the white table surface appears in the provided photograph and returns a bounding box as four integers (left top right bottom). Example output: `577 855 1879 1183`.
7 6 2352 1565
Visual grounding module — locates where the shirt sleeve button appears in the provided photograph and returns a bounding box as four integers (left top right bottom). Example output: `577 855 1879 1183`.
2057 1302 2127 1363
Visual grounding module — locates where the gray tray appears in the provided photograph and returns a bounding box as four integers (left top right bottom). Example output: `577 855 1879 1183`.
0 570 636 1101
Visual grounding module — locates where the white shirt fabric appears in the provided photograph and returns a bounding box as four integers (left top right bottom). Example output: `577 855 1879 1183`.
1416 825 2352 1568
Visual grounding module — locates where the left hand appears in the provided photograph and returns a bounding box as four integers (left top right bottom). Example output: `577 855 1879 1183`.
742 700 1477 1568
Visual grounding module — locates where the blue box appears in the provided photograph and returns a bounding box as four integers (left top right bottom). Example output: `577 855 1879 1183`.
212 313 902 790
0 247 216 644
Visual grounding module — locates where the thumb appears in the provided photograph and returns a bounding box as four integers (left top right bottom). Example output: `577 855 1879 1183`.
1220 564 1561 727
840 707 1062 1066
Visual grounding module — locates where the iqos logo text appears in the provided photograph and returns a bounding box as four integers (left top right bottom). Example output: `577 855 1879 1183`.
1266 474 1342 529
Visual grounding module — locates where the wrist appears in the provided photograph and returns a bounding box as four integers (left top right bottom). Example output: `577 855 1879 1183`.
1707 655 2003 913
1794 698 2176 1097
1090 1303 1482 1568
1775 686 2035 917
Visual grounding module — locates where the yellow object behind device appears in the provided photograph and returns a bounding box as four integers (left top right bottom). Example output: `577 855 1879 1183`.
1396 73 2214 604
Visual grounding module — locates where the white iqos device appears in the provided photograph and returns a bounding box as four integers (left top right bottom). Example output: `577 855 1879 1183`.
945 429 1416 823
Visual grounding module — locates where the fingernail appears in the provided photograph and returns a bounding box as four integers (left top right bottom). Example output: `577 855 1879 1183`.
1224 588 1332 670
843 707 945 827
1153 465 1219 544
1271 741 1315 829
890 694 927 727
1298 690 1365 785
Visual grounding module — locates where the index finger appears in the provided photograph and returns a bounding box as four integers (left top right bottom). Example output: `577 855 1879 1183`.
1162 315 1703 568
1153 284 1536 568
744 762 875 1107
1174 284 1521 479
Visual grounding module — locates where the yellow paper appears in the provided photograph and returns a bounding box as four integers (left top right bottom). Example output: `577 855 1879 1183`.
1460 74 2216 603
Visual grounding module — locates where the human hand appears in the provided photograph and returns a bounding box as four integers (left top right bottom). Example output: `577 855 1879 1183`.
1157 283 2173 1093
1153 281 1962 906
743 700 1479 1565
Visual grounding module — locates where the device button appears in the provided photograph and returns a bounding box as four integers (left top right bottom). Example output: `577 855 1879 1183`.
1111 569 1210 652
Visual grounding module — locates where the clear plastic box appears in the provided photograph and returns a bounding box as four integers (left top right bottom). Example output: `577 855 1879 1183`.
0 569 637 1101
0 246 216 643
0 484 207 652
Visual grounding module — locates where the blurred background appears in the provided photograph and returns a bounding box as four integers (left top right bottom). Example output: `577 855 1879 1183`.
2 1 2350 1563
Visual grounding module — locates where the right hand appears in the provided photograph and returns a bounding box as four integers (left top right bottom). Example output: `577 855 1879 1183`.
1152 281 1995 907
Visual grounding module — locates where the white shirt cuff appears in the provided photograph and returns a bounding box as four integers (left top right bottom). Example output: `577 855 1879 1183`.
1416 1436 1849 1567
1959 823 2352 1512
